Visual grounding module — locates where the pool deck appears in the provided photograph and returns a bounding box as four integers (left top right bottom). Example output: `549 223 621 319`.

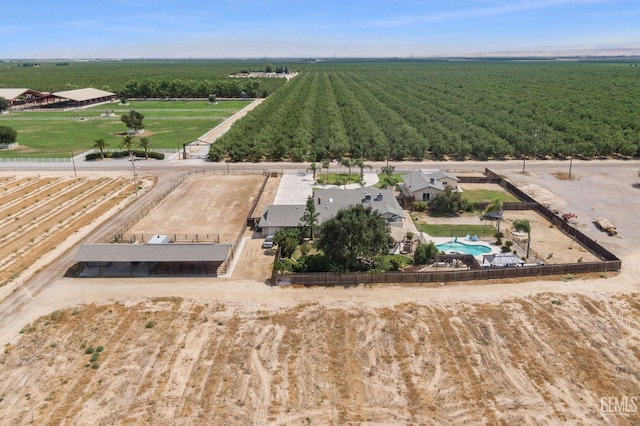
421 233 502 258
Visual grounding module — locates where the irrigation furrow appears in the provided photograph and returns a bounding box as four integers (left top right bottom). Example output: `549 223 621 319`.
0 178 130 283
0 177 60 210
0 178 83 227
0 179 132 285
0 177 48 200
0 179 105 247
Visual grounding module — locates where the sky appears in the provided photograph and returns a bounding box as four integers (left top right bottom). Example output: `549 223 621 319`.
2 0 639 58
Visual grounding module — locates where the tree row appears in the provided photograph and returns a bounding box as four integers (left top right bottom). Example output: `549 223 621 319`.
209 60 640 162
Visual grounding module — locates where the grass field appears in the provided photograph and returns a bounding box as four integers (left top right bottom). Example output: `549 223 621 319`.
415 222 497 238
462 189 520 203
0 100 251 158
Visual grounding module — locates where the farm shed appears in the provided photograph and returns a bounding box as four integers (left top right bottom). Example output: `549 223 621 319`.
0 88 56 108
51 88 116 108
73 243 232 277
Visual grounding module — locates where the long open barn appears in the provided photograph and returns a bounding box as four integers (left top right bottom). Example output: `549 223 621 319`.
74 242 232 277
0 87 116 109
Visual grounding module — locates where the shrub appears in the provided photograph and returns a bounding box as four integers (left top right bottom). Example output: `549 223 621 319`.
85 152 102 161
406 231 414 241
91 362 100 369
412 201 428 212
145 320 155 329
90 353 99 362
0 126 18 144
494 232 504 245
85 347 95 354
147 151 165 160
414 241 438 265
294 254 332 272
96 346 104 353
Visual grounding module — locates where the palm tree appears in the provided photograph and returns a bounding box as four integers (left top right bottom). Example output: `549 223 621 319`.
321 158 330 185
355 157 372 182
340 157 356 184
306 161 319 181
138 137 152 159
120 135 135 158
483 197 504 232
93 138 108 159
513 219 532 258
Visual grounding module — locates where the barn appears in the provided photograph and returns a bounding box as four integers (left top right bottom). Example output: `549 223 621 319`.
0 88 55 109
73 241 232 277
51 88 116 108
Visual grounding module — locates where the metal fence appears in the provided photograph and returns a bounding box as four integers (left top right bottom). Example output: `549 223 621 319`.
116 233 220 243
107 174 189 243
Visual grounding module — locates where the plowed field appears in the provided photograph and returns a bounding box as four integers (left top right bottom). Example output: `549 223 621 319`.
0 175 153 287
1 293 639 424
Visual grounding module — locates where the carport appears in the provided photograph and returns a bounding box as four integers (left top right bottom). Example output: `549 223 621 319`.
74 243 232 277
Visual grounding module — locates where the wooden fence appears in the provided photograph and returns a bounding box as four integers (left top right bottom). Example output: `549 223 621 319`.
274 260 620 286
272 168 622 286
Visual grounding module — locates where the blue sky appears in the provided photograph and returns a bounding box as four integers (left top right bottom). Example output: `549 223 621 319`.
2 0 639 58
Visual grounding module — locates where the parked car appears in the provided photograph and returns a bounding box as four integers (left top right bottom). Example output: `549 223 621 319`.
262 235 274 249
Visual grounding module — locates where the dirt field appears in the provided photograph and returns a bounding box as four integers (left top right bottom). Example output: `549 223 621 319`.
2 293 640 424
128 174 264 243
0 173 152 287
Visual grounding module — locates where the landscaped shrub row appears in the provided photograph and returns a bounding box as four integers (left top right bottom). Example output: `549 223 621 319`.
85 150 165 161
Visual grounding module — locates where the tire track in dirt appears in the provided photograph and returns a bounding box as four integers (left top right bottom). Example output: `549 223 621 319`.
193 313 241 424
324 309 365 424
431 306 498 424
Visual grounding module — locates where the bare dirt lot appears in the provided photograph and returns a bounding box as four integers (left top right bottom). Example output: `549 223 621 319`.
128 174 264 244
2 293 640 424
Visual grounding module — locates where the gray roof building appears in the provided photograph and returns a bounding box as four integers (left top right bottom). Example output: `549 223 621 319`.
258 187 404 234
401 169 460 193
75 243 232 263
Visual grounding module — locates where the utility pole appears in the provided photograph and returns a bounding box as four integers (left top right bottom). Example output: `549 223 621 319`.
70 150 77 177
130 154 138 196
568 145 574 180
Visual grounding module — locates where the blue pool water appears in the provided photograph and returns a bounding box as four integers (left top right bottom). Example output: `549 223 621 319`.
436 241 492 256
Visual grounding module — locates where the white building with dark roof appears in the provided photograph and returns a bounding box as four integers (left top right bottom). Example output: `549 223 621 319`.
399 169 460 202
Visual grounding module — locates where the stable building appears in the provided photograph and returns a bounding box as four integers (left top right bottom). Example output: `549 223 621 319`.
51 88 116 108
73 239 232 277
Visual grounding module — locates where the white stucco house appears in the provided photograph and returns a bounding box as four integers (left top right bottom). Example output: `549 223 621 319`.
399 169 461 202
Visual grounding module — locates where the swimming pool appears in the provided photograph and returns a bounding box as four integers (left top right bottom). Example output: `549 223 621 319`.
436 241 492 256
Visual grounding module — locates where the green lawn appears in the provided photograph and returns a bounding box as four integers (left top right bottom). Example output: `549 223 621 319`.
0 100 251 158
462 189 520 204
415 222 497 237
315 173 362 186
374 173 406 188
